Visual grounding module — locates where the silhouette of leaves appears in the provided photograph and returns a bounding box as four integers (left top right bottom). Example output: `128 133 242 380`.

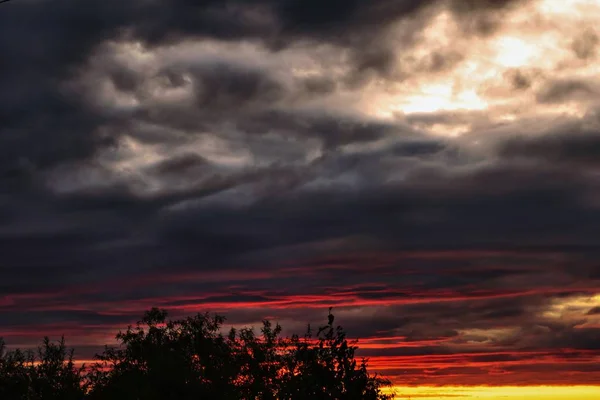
1 309 394 399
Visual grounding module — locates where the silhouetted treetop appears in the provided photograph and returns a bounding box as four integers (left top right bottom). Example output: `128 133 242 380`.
1 308 394 400
0 336 85 400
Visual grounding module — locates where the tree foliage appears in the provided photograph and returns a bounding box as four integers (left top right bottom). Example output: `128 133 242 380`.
1 309 393 400
0 336 86 400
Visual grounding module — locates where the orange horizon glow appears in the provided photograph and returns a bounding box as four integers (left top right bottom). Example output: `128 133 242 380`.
387 385 600 399
24 358 600 399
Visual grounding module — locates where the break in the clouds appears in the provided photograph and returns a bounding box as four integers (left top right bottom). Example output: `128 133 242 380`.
1 0 600 388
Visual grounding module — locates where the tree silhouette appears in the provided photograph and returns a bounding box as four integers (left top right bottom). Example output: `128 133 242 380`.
0 337 86 400
1 309 394 400
278 308 391 400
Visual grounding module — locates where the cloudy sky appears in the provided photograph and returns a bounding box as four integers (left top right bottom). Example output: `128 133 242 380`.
1 0 600 398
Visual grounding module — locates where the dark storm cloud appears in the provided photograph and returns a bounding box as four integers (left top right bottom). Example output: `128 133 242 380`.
1 0 599 387
187 63 286 111
0 0 135 175
546 327 600 351
499 131 600 167
149 153 211 176
300 76 338 96
268 0 524 82
2 138 599 292
89 51 412 148
587 306 600 315
448 0 524 36
0 87 116 180
15 159 595 288
237 110 408 148
272 0 524 45
0 0 526 178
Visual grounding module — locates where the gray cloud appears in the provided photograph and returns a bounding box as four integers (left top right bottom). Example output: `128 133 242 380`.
498 130 600 167
572 28 599 60
536 79 599 104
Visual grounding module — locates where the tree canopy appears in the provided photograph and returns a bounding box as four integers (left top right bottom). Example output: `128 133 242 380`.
1 308 394 400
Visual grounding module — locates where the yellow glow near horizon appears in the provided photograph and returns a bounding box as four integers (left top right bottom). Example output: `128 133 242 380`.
388 386 600 400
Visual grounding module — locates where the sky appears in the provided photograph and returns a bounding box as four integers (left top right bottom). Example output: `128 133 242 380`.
1 0 600 398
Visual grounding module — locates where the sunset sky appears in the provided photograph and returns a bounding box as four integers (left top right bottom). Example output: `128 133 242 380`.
1 0 600 398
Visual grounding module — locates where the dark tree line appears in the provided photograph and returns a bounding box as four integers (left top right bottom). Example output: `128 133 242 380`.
1 308 394 399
